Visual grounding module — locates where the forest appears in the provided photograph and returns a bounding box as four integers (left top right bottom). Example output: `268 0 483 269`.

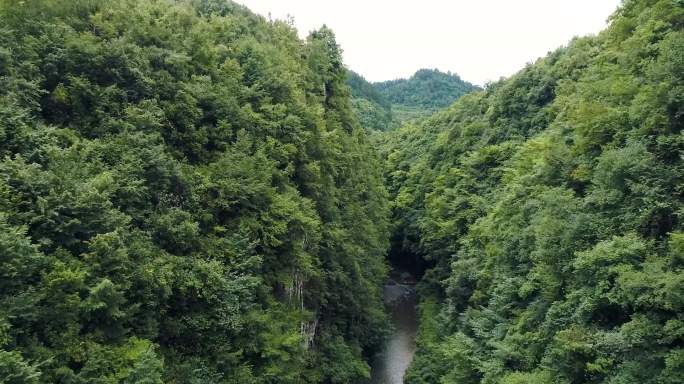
347 69 478 131
1 0 683 383
383 0 684 382
0 1 389 382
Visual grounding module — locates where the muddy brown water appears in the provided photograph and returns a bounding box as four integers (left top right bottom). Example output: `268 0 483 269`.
369 282 418 384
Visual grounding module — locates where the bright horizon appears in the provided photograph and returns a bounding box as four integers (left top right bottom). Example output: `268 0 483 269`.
237 0 622 86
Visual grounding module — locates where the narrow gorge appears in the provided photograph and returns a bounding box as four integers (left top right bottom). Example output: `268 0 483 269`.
0 1 683 383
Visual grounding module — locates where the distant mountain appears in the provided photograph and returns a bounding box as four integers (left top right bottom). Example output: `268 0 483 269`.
346 71 394 131
346 69 479 131
347 71 391 109
375 68 479 109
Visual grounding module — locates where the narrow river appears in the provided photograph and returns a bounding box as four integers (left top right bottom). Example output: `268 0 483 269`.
369 278 418 384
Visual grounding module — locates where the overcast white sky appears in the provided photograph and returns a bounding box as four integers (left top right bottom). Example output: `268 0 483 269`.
237 0 622 86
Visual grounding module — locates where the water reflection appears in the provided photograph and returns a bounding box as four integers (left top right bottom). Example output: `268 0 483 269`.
369 281 418 384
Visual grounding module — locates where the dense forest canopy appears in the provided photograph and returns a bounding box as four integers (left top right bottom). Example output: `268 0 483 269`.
374 68 479 110
346 71 391 111
346 69 479 131
346 71 394 132
379 0 684 382
2 0 684 383
0 0 390 382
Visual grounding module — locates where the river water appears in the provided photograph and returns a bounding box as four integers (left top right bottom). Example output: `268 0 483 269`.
369 281 418 384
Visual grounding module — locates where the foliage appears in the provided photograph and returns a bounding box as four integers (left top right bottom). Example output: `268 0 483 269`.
346 70 394 131
379 0 684 382
0 1 390 382
374 68 479 109
346 69 479 131
346 71 391 110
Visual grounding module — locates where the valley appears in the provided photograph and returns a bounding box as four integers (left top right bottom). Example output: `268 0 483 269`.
0 1 682 383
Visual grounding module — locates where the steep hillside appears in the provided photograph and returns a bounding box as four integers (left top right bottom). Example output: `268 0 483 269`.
347 71 394 131
2 0 683 383
0 1 390 382
380 0 684 382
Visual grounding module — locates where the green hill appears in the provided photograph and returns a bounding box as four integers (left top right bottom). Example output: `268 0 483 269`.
375 68 479 109
346 71 394 131
346 69 479 131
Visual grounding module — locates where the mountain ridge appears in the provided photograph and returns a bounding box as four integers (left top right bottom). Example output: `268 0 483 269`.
346 68 479 131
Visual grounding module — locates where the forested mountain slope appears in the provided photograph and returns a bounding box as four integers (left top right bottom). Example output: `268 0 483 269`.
347 69 479 131
380 0 684 382
346 71 394 131
3 0 684 383
0 1 390 382
375 68 479 110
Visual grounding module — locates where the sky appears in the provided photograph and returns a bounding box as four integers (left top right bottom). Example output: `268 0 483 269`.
237 0 622 86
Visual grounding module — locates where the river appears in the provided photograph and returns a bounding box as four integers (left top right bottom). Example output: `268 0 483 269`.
369 278 418 384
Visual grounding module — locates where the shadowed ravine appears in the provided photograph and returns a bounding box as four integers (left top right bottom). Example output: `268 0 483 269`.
369 276 418 384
